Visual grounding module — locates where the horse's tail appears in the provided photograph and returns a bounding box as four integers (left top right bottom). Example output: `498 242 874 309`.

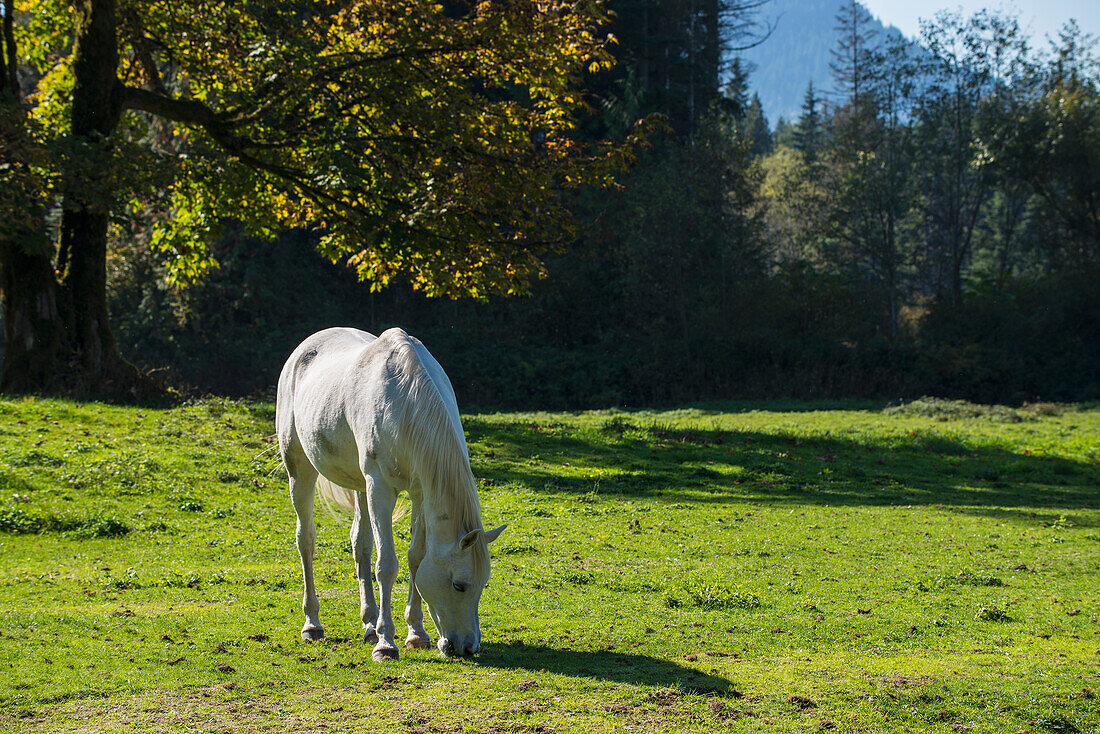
316 476 410 525
316 476 358 518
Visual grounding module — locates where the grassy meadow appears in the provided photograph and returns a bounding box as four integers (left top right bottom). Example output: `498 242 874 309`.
0 396 1097 733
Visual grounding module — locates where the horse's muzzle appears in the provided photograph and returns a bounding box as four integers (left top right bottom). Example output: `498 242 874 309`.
439 637 479 658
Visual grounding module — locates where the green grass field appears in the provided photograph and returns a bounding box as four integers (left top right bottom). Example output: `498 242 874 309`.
0 396 1097 733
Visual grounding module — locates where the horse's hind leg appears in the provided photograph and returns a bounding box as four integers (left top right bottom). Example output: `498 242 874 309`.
352 492 379 644
404 511 432 650
287 452 324 641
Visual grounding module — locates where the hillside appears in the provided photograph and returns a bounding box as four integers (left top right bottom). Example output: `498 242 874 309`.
738 0 906 123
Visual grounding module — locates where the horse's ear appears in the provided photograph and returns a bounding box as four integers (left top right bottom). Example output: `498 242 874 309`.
460 528 482 551
459 525 507 550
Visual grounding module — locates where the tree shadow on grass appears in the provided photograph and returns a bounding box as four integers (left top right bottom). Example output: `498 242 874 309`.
465 418 1100 523
474 641 733 696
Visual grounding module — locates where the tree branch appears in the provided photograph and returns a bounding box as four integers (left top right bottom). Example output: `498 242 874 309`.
122 85 226 128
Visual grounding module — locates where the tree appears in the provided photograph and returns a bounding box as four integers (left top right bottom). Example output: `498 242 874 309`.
584 109 766 400
759 143 827 264
822 104 912 341
911 10 1026 302
0 0 636 394
742 92 772 157
595 0 769 136
793 81 822 163
724 55 751 116
830 0 877 107
720 60 769 156
822 20 916 342
976 23 1100 269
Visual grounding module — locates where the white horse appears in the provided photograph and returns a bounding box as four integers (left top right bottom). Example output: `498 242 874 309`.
276 327 506 660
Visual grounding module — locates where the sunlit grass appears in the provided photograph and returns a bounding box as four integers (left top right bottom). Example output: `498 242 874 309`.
0 396 1097 732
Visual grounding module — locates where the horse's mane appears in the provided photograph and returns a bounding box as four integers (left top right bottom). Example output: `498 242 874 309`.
392 335 489 574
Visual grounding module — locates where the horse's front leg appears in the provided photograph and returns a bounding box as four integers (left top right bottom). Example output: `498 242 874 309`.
404 511 432 650
365 470 400 661
351 492 379 644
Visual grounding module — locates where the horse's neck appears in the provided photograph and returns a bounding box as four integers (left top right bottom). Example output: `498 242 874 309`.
417 484 478 551
423 516 455 553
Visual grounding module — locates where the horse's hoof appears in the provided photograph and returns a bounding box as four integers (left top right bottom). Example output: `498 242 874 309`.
301 626 325 642
363 627 379 644
372 641 399 662
405 634 432 650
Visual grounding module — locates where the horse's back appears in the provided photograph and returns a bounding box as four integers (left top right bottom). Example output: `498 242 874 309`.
277 326 461 490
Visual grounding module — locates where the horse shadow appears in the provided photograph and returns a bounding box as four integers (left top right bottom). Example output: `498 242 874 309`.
473 641 733 696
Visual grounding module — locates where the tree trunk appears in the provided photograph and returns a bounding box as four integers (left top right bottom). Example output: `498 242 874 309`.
56 0 126 376
1 0 156 397
0 243 65 392
0 0 64 392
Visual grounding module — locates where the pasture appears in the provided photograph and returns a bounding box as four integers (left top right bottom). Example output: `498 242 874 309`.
0 396 1097 733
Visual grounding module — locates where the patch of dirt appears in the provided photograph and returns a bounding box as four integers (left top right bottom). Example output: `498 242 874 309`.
707 699 744 720
881 675 933 689
643 688 682 706
787 695 817 710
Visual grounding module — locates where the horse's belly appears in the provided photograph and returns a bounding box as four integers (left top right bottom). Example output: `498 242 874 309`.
296 426 362 489
299 421 407 493
311 453 366 490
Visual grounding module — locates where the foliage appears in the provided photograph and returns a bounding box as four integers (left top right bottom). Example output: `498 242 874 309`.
85 6 1100 407
8 2 1100 407
1 0 649 397
13 0 634 297
0 397 1097 732
974 33 1100 268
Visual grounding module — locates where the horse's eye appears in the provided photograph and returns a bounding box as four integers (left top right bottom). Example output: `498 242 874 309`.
453 582 467 593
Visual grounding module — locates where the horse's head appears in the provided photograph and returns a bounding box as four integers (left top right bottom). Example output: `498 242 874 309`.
415 524 506 657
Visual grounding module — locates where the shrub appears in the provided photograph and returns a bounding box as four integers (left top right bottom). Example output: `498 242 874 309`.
884 397 1025 422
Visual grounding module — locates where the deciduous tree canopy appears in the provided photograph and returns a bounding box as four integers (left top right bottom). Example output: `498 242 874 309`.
0 0 639 394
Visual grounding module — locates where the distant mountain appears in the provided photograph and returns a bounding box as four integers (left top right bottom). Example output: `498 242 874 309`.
737 0 907 124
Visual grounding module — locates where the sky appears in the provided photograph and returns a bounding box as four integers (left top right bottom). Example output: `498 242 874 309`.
858 0 1100 46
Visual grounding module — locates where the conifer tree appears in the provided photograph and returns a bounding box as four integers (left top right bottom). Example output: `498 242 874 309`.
725 55 751 117
793 81 822 163
830 0 878 107
744 93 772 157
